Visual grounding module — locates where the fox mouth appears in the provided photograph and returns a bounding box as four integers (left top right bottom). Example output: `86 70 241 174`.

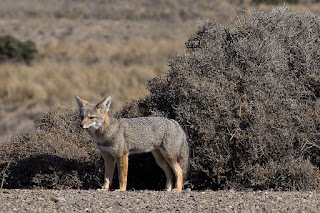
81 121 101 130
80 124 90 129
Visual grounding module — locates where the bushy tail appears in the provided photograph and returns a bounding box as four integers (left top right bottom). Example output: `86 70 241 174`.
179 134 190 181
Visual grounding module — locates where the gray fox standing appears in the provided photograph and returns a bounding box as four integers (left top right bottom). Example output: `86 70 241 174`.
75 95 189 192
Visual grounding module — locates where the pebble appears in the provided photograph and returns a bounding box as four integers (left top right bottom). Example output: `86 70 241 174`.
51 196 66 203
184 188 191 193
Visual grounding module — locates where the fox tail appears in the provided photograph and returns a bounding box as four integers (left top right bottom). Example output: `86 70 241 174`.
178 134 190 181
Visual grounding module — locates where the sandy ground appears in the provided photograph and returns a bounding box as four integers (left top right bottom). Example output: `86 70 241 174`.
0 189 319 212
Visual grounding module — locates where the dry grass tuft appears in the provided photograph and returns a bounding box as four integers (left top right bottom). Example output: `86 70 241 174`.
0 19 192 142
0 107 103 189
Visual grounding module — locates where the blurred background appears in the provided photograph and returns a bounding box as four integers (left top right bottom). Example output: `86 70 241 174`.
1 0 320 143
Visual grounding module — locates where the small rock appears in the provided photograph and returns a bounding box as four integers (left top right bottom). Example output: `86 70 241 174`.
184 188 191 193
51 196 66 203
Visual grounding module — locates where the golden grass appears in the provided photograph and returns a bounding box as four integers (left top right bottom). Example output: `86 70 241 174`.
0 35 188 112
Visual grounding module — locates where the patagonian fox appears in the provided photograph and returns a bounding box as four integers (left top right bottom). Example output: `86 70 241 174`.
75 95 189 192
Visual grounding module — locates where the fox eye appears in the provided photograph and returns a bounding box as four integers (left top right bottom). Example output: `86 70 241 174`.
89 116 96 119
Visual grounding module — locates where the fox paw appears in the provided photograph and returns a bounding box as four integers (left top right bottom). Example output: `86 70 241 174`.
98 188 108 191
100 185 110 191
114 188 126 192
172 188 182 193
165 188 172 192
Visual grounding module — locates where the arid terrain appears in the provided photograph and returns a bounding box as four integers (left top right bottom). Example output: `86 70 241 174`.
1 1 320 212
1 0 320 143
1 189 320 212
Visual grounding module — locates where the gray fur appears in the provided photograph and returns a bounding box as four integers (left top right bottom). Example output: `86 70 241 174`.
76 95 189 192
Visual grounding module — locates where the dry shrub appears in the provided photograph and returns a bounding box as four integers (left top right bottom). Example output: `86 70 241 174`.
0 107 103 189
0 107 166 190
230 155 320 190
119 7 320 190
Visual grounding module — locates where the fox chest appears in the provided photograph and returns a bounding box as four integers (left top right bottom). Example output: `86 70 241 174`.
91 134 121 156
95 137 117 153
97 144 116 156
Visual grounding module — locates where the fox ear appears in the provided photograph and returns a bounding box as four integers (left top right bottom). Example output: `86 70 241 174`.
99 96 112 112
75 95 89 109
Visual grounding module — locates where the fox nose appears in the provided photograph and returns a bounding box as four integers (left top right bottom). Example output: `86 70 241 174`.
80 123 84 128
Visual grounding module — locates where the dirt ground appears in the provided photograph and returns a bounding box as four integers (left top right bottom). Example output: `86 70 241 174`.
0 189 319 212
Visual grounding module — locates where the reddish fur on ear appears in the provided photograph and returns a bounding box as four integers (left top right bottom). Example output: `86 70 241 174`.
82 100 89 107
98 96 112 112
75 95 90 108
99 109 110 125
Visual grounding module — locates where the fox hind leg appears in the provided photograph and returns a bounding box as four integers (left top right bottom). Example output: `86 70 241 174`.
152 150 175 191
159 149 183 192
168 160 183 192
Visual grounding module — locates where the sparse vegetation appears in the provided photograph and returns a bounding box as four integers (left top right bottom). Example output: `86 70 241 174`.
252 0 299 5
1 7 320 191
2 0 320 142
0 21 190 142
0 0 239 21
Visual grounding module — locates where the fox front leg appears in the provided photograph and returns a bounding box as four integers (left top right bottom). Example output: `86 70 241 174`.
115 153 129 191
101 152 116 190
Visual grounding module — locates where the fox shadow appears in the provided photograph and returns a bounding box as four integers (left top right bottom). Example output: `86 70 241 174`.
1 154 100 189
126 153 166 191
1 153 166 190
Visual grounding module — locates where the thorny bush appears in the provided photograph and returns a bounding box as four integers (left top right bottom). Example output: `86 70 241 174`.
120 7 320 190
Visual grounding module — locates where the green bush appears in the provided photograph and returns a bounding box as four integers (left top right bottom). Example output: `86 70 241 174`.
0 35 38 64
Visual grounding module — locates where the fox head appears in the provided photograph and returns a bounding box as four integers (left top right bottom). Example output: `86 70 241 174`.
75 95 112 130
